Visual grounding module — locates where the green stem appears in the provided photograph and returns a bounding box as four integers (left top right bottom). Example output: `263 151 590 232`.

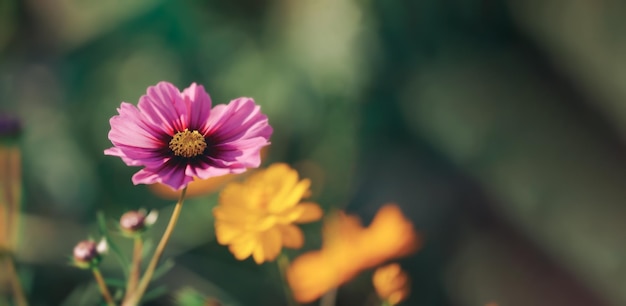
123 187 187 306
276 253 299 306
5 256 28 306
92 267 115 306
381 300 394 306
124 236 143 300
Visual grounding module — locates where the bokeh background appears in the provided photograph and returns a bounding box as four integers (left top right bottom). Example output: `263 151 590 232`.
1 0 626 305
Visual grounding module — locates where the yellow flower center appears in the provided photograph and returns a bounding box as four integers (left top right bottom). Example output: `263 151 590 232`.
169 129 207 158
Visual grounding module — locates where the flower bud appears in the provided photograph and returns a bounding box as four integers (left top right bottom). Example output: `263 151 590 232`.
0 114 21 141
120 211 145 231
120 209 158 236
72 239 106 269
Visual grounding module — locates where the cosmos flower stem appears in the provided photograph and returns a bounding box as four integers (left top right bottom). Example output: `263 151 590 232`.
92 267 115 306
5 256 28 306
381 301 394 306
124 236 143 300
277 253 300 306
124 187 187 306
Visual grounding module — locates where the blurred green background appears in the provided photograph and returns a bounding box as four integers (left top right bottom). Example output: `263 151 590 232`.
1 0 626 305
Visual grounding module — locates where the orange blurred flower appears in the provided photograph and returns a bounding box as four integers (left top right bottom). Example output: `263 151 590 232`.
213 163 323 264
0 117 22 254
373 263 410 305
286 204 421 303
0 146 20 253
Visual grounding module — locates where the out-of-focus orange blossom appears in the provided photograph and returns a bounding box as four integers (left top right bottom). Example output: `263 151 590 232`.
373 263 410 305
149 147 269 199
213 163 323 264
286 203 421 303
0 145 21 254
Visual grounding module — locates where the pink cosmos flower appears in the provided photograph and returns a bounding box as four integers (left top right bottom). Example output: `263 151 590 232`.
104 81 272 191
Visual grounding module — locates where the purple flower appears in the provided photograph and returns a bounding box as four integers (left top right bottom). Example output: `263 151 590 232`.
104 82 272 190
0 114 21 139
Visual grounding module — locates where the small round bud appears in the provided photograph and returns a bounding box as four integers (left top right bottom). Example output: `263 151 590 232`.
120 210 146 232
73 241 97 262
120 209 158 237
72 240 101 269
0 114 21 140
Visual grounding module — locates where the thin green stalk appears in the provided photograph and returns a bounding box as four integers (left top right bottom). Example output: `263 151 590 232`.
276 253 299 306
124 236 143 300
381 301 393 306
92 267 115 306
123 187 187 306
5 257 28 306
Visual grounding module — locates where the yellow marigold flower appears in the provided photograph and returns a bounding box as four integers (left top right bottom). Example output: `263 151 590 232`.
373 263 410 305
286 204 421 303
213 163 323 264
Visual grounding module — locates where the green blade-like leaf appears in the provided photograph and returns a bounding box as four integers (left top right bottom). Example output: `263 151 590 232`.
141 285 168 303
151 259 175 281
60 281 99 306
97 211 130 277
0 296 10 306
141 238 154 259
174 287 207 306
104 278 127 288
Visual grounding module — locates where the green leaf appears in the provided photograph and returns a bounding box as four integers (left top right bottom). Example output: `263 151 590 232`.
174 287 207 306
96 211 130 277
141 238 154 259
104 278 127 288
141 285 168 303
0 296 10 306
151 259 175 281
60 281 99 306
113 288 125 302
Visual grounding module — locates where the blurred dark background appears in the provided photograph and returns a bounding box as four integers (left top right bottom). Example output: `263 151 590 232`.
1 0 626 305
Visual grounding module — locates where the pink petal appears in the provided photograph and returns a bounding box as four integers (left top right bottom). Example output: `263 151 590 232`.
137 82 188 134
132 162 194 191
206 98 272 143
181 83 213 133
103 147 142 166
109 103 164 147
200 98 272 173
107 103 169 168
211 137 268 168
184 162 232 179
